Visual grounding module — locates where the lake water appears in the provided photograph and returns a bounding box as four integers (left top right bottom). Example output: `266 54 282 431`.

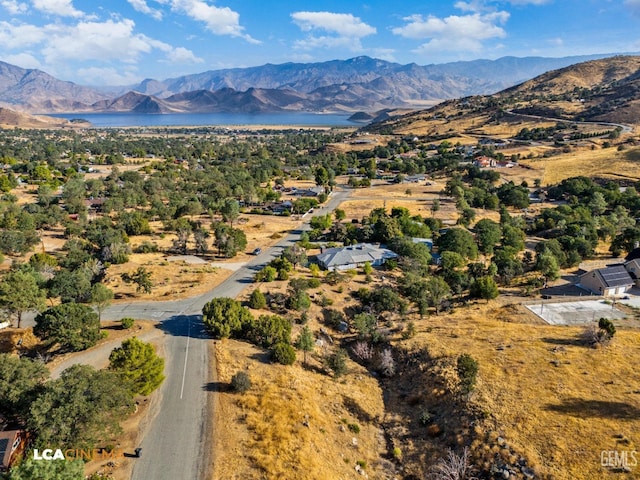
49 112 360 128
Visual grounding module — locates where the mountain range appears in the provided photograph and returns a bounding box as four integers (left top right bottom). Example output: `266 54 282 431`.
366 55 640 134
0 53 627 115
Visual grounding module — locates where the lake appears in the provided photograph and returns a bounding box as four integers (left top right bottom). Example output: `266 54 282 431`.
48 112 360 128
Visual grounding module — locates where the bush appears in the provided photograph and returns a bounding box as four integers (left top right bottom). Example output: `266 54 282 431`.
255 266 277 282
248 289 266 309
419 409 432 426
134 241 159 253
121 317 135 329
231 371 251 392
326 348 348 377
457 354 479 395
347 423 360 434
272 342 296 365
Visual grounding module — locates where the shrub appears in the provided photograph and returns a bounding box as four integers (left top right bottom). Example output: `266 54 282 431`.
255 266 277 282
134 241 159 253
392 447 402 461
402 321 417 339
377 348 396 377
121 317 135 329
231 371 251 393
419 409 433 426
429 448 473 480
248 289 266 309
322 308 346 329
326 348 348 377
272 342 296 365
457 354 479 395
347 423 360 434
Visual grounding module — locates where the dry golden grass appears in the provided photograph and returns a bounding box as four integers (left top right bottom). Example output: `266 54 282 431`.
411 301 640 480
213 340 386 480
521 145 640 186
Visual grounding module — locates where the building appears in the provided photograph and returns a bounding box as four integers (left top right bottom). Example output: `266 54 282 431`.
0 430 27 472
316 243 398 271
578 265 634 297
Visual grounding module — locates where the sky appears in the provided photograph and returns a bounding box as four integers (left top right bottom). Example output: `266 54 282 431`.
1 0 640 86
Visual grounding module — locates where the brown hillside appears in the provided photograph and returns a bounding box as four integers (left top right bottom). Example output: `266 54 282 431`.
0 106 85 128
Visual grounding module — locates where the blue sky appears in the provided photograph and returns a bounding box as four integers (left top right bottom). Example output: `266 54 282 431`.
1 0 639 85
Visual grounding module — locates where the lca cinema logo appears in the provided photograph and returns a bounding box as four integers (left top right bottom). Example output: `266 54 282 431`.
33 448 125 461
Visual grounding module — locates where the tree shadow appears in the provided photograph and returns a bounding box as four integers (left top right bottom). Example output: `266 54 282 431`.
249 351 272 364
544 398 640 419
541 337 586 347
156 315 209 339
202 381 229 393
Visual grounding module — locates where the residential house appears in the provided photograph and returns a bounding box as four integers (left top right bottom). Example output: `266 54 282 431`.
578 265 634 296
316 243 398 271
623 247 640 286
0 430 27 472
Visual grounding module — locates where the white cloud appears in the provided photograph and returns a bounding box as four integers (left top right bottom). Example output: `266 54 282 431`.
392 11 508 55
169 0 259 43
0 22 46 49
41 19 166 63
1 52 41 69
165 46 203 63
291 11 376 51
127 0 163 20
2 0 28 14
31 0 83 17
291 11 376 37
507 0 550 4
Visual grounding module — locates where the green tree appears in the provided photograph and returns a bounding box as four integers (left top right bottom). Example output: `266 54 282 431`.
202 297 253 339
248 288 267 309
282 244 307 269
121 317 135 329
535 250 560 282
457 354 479 395
0 354 49 419
7 458 85 480
326 348 348 378
221 198 240 226
50 268 93 304
353 312 377 339
424 276 452 315
131 266 153 294
272 342 296 365
109 337 165 396
255 265 277 282
28 364 133 449
295 326 315 365
214 223 247 258
90 283 114 321
247 315 291 348
470 276 499 302
436 228 478 260
34 303 102 352
474 219 502 255
0 270 46 328
334 208 346 222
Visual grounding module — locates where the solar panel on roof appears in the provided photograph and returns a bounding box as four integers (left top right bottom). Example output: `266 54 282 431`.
599 266 633 287
0 438 8 463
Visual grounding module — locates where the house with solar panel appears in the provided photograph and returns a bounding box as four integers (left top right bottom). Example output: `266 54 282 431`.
0 430 27 472
316 243 398 271
578 265 634 297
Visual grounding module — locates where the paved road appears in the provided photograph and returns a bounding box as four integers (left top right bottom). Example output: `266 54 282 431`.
13 188 351 480
96 187 351 480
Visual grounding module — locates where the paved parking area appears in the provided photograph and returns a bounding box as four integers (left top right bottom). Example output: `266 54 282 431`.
526 300 627 325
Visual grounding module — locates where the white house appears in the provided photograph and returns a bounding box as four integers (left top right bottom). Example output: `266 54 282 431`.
578 265 634 297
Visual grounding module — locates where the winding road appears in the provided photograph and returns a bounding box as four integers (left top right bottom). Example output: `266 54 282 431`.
73 188 352 480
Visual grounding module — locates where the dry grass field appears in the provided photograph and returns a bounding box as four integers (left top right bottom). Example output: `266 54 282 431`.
211 264 640 479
